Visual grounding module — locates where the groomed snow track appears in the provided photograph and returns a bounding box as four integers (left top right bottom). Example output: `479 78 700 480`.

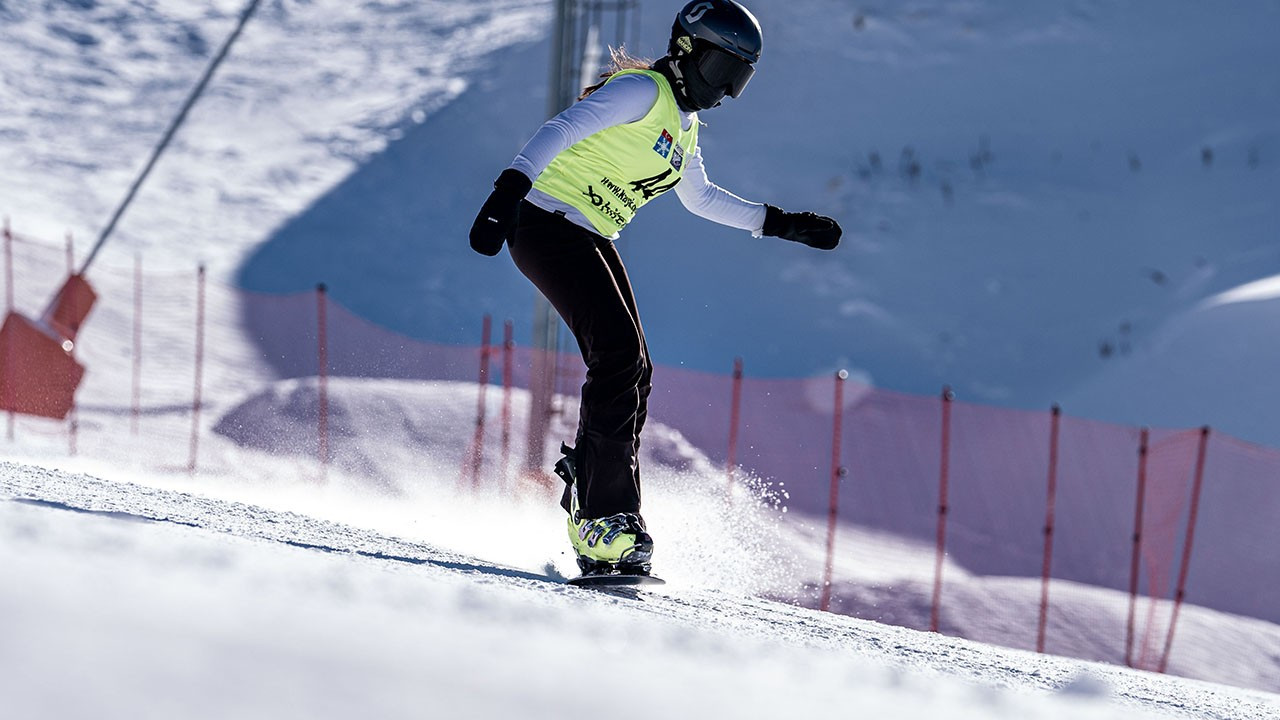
2 462 1276 720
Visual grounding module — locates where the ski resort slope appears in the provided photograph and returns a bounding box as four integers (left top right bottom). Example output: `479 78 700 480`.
3 2 1280 715
3 463 1277 720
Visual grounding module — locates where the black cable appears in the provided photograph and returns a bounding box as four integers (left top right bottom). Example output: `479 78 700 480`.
79 0 265 275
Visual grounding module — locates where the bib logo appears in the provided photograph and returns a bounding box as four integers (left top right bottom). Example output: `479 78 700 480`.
684 2 714 23
583 184 627 227
629 169 681 200
653 129 674 159
670 143 684 171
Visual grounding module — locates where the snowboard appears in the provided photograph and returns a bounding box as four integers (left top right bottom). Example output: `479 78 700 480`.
566 572 666 588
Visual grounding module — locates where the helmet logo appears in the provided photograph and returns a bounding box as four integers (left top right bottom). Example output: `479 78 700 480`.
684 1 714 23
676 35 694 53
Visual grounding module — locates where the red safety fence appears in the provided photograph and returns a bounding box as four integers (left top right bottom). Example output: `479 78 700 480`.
4 221 1280 691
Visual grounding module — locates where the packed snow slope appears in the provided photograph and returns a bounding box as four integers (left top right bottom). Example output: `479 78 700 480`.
6 368 1280 695
4 462 1280 720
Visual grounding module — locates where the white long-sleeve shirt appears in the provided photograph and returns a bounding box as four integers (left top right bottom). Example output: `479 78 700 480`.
509 72 767 239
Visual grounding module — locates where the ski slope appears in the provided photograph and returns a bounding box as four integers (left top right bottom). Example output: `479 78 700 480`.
3 1 1280 716
4 462 1278 720
3 373 1280 702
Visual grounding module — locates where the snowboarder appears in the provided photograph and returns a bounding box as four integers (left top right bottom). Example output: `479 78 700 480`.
469 0 841 578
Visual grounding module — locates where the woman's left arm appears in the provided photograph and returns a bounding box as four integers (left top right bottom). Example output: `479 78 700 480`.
673 145 767 232
675 147 841 250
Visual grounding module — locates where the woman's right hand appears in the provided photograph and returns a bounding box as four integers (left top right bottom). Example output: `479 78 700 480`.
469 169 533 256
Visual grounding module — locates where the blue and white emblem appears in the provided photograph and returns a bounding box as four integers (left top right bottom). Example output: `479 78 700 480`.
653 129 674 158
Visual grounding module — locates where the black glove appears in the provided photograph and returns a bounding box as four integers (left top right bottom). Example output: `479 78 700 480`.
469 169 533 256
762 204 842 250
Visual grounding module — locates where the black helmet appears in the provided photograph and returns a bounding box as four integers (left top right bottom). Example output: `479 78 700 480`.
665 0 762 110
669 0 763 65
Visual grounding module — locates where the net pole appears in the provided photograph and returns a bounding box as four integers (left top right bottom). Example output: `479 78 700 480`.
1036 404 1062 653
726 357 743 493
930 385 954 633
131 253 143 436
501 319 514 486
820 369 848 613
4 217 13 440
186 265 206 474
464 315 493 489
1125 428 1150 668
2 216 12 314
317 283 329 481
1158 426 1211 674
65 232 77 457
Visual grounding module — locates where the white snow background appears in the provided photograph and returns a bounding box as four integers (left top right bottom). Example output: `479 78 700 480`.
2 1 1280 718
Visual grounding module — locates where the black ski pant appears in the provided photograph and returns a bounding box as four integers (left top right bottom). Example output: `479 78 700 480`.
507 201 651 519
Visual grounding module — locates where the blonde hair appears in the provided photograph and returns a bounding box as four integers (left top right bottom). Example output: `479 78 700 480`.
579 47 657 100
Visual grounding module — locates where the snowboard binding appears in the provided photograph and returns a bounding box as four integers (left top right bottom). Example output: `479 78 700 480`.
568 556 664 587
556 443 664 587
575 555 653 577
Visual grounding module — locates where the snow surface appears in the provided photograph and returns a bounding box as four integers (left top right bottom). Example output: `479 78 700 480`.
5 373 1280 701
4 462 1279 720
